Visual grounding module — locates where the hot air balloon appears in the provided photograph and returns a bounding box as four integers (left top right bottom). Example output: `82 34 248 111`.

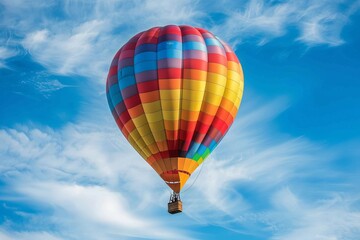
106 25 244 214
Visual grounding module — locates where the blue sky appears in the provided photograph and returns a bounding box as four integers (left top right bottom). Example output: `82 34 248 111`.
1 0 360 239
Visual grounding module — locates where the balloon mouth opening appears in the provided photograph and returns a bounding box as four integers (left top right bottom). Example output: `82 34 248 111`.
148 158 200 192
160 169 192 193
164 180 181 184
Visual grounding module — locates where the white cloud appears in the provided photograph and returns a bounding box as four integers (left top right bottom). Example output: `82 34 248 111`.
0 47 16 60
3 0 357 81
43 0 360 79
1 98 360 239
0 123 191 239
174 99 359 238
209 0 360 47
0 47 17 68
211 0 296 46
34 79 68 93
14 182 179 239
0 229 63 240
270 188 360 240
18 0 201 82
297 0 360 46
0 123 157 189
17 71 73 98
22 20 109 79
183 100 319 226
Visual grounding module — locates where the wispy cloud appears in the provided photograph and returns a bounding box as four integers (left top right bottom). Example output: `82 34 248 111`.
18 71 73 98
270 188 360 240
22 21 110 79
2 0 358 81
0 47 17 68
210 0 297 46
0 123 191 239
210 0 360 47
296 0 360 46
177 99 359 238
0 229 63 240
1 98 359 239
18 0 201 81
13 182 185 240
182 100 317 231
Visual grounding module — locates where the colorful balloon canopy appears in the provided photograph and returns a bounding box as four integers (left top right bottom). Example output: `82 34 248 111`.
106 25 244 193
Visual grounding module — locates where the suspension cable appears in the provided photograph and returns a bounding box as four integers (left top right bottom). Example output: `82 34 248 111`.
181 157 210 194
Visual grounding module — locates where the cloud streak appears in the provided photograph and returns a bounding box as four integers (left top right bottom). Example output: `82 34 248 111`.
1 98 359 239
0 47 17 68
271 188 360 240
0 229 62 240
209 0 360 47
0 123 191 239
171 99 359 239
19 0 202 81
1 0 358 82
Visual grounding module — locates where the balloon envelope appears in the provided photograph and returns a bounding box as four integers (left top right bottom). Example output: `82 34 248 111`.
106 25 244 192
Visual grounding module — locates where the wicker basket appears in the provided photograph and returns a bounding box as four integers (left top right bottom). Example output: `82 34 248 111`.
168 200 183 214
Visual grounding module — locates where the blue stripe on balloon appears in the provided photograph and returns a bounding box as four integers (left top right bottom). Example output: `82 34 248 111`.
157 41 182 50
106 92 115 112
186 142 200 158
134 61 157 73
108 84 123 109
134 52 157 63
209 140 217 151
118 66 134 77
157 49 182 59
209 140 219 152
109 83 120 97
110 92 123 107
183 41 207 52
204 37 223 47
119 75 136 89
197 144 207 155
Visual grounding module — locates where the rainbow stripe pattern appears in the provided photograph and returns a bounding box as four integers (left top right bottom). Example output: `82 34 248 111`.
106 25 244 192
